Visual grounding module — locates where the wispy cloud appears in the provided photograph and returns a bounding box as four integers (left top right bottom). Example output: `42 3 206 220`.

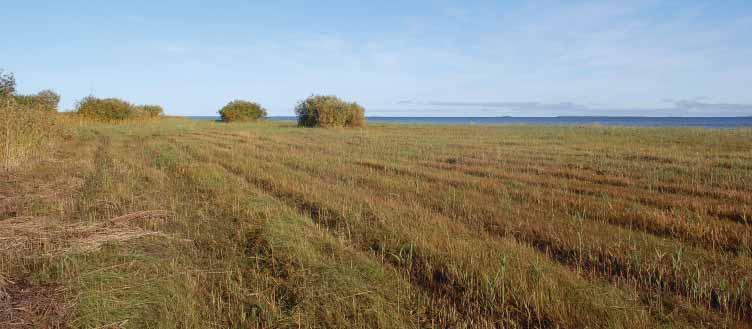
674 100 752 116
162 45 189 54
393 99 752 117
399 100 586 110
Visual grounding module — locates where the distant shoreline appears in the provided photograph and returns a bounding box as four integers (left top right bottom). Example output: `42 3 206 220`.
185 115 752 118
184 116 752 128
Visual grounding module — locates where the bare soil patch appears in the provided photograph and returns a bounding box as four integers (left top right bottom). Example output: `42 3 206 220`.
0 279 69 328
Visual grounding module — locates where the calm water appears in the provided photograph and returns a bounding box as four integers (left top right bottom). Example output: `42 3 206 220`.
187 116 752 128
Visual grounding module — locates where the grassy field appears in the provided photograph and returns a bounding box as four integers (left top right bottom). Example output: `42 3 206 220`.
1 118 751 328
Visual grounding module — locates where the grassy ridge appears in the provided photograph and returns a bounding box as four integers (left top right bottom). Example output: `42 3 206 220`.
1 119 751 328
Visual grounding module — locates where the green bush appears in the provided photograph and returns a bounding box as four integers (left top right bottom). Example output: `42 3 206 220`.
295 95 365 128
75 96 164 122
14 89 61 112
218 100 267 122
76 96 134 121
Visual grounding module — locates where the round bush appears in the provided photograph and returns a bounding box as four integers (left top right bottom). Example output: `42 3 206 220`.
219 100 267 122
295 95 365 128
76 96 134 121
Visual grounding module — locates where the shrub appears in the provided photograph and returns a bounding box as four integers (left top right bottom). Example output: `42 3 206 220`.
1 70 60 112
219 100 267 122
74 96 164 122
14 89 61 112
75 96 134 121
295 95 365 128
135 105 165 118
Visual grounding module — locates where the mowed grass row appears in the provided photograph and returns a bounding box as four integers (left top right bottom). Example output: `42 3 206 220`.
189 125 752 222
174 129 657 328
185 128 752 254
4 121 420 328
3 119 751 328
180 127 752 258
169 122 752 326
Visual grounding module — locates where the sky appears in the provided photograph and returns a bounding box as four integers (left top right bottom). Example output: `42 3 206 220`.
2 0 752 117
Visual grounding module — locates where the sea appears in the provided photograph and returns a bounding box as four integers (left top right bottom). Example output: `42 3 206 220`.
186 116 752 129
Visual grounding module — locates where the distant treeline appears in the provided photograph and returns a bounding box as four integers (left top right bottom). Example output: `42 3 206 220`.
14 90 61 112
0 71 61 112
2 69 366 128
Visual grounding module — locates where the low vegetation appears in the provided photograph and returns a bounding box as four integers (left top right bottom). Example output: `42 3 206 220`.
75 96 164 122
136 105 165 118
219 100 267 122
0 71 60 169
2 117 750 328
14 90 61 112
295 95 365 127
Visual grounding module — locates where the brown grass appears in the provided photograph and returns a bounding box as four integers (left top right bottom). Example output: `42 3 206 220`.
0 98 59 170
1 119 750 328
0 216 166 256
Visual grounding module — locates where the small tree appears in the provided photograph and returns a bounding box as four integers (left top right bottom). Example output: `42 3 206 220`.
295 95 365 128
0 70 15 98
35 90 61 112
219 100 267 122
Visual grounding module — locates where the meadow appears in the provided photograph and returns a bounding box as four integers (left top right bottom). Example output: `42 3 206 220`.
1 118 751 328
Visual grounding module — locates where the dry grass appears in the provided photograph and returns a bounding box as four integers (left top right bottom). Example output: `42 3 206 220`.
0 215 167 256
1 118 750 328
0 213 170 328
0 98 60 170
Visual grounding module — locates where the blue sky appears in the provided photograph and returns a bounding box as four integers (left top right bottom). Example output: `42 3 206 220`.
2 0 751 116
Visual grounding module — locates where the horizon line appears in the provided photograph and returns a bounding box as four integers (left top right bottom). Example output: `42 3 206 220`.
180 115 752 119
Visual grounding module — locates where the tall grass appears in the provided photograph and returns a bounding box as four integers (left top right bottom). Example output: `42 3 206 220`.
0 94 58 170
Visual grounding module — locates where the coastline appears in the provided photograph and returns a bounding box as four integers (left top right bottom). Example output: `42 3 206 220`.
184 115 752 128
